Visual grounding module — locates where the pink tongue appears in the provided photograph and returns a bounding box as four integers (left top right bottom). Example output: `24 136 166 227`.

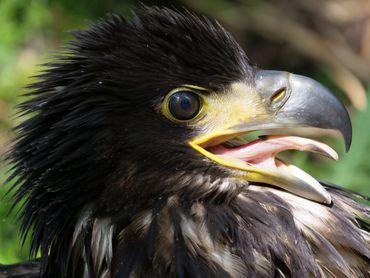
206 135 338 167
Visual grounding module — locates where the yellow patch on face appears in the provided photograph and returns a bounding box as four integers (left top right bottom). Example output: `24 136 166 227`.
190 82 269 146
185 82 273 179
161 82 269 136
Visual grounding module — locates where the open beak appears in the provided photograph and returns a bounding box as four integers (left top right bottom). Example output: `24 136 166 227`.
189 70 352 205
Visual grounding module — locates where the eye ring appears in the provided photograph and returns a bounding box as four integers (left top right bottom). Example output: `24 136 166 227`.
162 88 203 122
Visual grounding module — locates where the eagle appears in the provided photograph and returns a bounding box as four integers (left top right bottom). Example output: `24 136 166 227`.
1 6 369 278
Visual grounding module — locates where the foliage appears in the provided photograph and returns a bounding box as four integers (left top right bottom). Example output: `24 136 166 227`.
330 96 370 195
0 171 30 263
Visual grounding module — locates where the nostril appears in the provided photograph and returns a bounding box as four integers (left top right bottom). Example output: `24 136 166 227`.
271 87 286 104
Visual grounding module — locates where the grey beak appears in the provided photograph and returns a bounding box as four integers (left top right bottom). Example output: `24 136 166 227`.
255 70 352 151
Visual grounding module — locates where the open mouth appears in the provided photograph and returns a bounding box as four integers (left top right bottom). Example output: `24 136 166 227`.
189 132 337 204
206 134 337 175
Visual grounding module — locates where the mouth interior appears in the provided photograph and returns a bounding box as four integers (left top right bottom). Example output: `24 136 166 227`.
204 134 338 173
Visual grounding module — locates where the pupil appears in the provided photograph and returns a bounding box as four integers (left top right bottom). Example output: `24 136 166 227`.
181 98 191 110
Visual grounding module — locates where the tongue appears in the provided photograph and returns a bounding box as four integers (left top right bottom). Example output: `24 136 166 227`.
207 135 338 168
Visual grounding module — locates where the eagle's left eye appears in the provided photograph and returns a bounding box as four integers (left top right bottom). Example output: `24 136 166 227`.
167 91 201 121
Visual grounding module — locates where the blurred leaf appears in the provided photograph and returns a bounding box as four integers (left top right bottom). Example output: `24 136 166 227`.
0 167 30 264
330 90 370 195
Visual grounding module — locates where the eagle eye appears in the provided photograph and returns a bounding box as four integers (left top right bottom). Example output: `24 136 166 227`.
167 91 201 121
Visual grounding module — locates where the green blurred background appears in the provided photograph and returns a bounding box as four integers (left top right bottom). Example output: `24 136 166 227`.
1 0 369 264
